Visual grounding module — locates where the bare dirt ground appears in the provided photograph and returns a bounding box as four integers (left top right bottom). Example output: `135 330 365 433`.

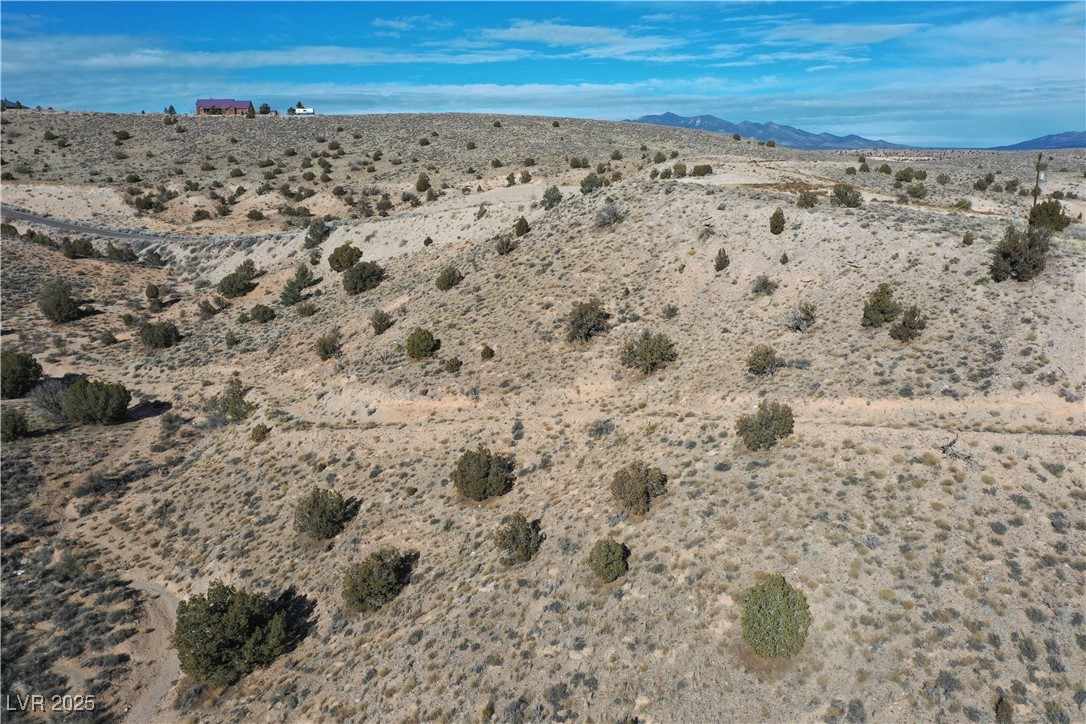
1 109 1084 723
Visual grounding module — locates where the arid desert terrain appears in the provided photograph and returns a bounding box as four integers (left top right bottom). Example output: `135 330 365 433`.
1 109 1084 723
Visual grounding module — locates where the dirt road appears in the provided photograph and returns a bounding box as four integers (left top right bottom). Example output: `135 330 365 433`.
1 206 176 243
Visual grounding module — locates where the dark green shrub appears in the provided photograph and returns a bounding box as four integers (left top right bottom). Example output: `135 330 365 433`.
481 344 495 360
216 272 252 298
1028 199 1072 232
444 356 462 373
342 548 411 613
494 513 544 565
192 209 212 221
990 225 1050 282
139 321 182 349
541 186 563 209
741 574 811 659
564 299 612 343
315 331 340 360
435 266 463 291
294 487 347 540
343 261 385 295
304 219 331 249
1 408 29 442
746 344 782 376
735 400 794 450
328 243 362 272
611 461 667 516
831 183 863 208
61 237 98 259
861 283 901 327
796 191 818 208
453 445 515 501
2 351 42 398
588 539 629 582
495 234 516 256
370 309 392 335
690 164 712 177
250 304 275 323
280 279 304 306
174 580 288 686
203 375 255 427
962 231 975 245
779 252 789 264
889 305 927 342
877 164 891 174
37 279 80 322
769 208 785 235
894 167 916 182
620 331 677 374
61 379 130 425
415 173 430 192
714 247 730 272
145 283 160 300
906 183 927 199
250 423 270 442
513 216 530 237
405 327 439 359
235 261 257 283
751 274 778 296
580 173 602 195
672 162 687 178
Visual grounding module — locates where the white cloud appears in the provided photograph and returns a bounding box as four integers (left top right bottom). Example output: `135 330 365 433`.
482 20 686 60
766 22 926 45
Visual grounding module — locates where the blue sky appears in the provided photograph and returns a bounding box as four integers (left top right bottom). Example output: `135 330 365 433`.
2 2 1083 147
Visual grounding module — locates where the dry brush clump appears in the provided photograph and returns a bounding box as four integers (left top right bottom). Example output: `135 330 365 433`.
493 513 544 565
746 344 783 376
611 461 667 516
620 330 677 374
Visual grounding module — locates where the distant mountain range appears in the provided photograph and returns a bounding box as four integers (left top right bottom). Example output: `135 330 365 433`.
628 112 910 150
628 112 1086 151
987 131 1086 151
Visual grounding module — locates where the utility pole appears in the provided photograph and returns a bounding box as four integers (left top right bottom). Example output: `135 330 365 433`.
1032 151 1045 208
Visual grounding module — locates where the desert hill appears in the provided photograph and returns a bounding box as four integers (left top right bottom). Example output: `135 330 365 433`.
1 110 1084 723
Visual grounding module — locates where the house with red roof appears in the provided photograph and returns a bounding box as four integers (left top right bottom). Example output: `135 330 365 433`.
195 99 254 116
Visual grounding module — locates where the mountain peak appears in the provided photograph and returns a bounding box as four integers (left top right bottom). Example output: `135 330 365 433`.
628 112 910 150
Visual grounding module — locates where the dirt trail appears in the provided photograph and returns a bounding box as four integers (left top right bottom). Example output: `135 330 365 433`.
123 578 180 724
